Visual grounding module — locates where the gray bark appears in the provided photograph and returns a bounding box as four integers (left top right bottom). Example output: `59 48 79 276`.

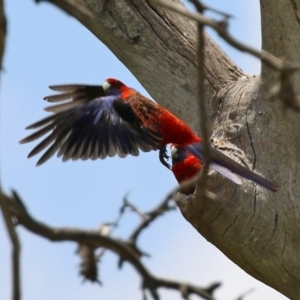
41 0 300 298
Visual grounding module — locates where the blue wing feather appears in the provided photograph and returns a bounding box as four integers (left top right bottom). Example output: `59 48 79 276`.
20 85 162 165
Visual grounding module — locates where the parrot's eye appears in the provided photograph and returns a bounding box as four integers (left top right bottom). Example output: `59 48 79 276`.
103 81 111 93
171 146 188 164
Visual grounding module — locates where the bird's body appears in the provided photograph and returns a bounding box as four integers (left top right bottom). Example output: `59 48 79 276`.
20 78 279 192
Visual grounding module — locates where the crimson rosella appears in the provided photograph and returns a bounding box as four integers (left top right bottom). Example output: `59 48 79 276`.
20 78 279 191
171 145 202 195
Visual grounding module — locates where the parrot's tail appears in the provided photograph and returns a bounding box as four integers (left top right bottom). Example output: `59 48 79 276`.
186 143 279 192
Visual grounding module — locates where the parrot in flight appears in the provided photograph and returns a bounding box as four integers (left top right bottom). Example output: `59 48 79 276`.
20 78 279 192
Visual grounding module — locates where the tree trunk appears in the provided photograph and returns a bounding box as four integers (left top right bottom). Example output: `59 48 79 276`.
38 0 300 298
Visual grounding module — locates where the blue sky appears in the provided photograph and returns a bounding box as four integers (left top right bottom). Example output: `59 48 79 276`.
0 1 287 300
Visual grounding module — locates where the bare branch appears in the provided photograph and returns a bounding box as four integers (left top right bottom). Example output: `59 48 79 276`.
8 190 152 277
0 1 17 299
78 214 127 282
152 278 219 300
5 190 221 300
0 191 21 300
0 0 6 71
122 195 148 222
77 244 101 283
128 196 176 244
193 1 234 20
187 0 212 200
233 288 255 300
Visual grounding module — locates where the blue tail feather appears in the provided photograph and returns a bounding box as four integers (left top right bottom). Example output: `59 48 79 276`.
186 143 279 192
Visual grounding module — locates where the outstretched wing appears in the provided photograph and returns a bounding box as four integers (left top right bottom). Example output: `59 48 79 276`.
20 85 162 165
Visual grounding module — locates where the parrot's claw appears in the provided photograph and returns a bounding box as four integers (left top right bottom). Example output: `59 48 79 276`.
159 148 171 169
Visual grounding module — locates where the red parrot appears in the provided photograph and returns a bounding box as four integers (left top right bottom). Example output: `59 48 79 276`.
20 78 279 192
171 145 202 195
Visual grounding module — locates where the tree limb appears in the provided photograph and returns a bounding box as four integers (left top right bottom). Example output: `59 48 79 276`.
4 190 222 300
127 195 176 245
0 191 21 300
0 1 20 300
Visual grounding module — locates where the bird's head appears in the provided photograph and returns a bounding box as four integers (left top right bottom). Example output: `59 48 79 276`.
170 144 189 166
103 78 128 96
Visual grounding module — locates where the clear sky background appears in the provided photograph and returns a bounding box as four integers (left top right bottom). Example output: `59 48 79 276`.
0 1 287 300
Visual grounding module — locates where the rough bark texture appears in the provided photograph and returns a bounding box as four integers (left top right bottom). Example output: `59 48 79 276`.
35 0 300 298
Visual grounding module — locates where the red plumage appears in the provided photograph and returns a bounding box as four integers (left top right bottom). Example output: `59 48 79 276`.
107 78 201 146
171 145 202 195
